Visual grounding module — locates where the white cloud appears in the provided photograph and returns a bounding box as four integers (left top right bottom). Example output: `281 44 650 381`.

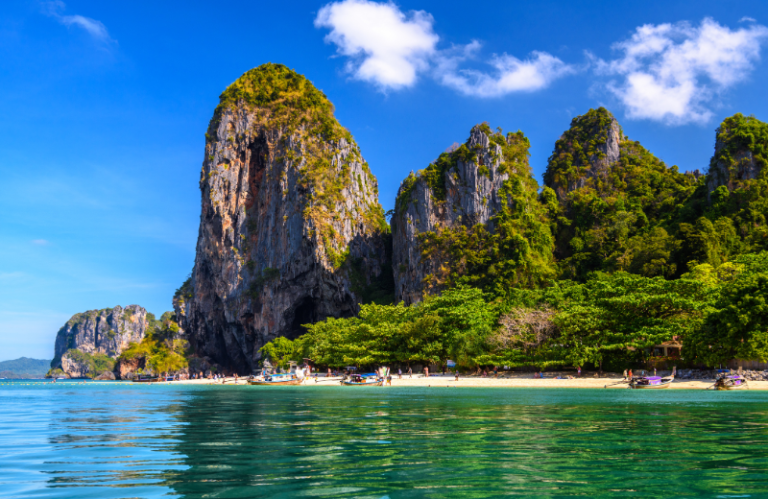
740 16 757 23
315 0 438 89
41 1 114 44
597 18 768 124
31 239 49 246
315 0 573 95
437 43 574 97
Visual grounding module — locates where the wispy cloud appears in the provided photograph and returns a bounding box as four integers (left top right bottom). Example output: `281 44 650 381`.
594 18 768 124
740 16 757 23
315 0 438 89
315 0 573 95
31 239 49 246
40 0 114 44
436 42 575 97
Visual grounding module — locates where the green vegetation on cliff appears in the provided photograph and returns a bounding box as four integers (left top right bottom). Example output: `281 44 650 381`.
208 63 346 142
207 63 387 270
119 313 189 375
414 125 555 296
63 349 116 376
544 108 697 279
544 107 616 190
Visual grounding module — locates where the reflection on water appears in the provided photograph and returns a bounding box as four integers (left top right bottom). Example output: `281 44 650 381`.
2 381 768 498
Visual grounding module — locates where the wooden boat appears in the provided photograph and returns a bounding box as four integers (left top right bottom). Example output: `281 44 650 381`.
628 374 674 389
248 373 303 386
132 376 160 383
713 374 749 390
342 373 383 386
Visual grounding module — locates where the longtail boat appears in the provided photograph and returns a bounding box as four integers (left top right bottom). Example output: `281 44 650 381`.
629 368 675 389
712 374 749 390
248 373 303 386
341 373 383 386
132 375 160 383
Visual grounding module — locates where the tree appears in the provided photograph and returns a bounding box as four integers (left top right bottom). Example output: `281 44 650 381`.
685 271 768 366
259 336 299 370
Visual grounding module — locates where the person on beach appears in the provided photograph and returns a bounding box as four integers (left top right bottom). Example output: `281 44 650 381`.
628 369 633 380
455 370 459 381
386 374 392 386
577 366 581 377
424 367 429 378
398 368 402 379
408 366 412 378
623 369 627 380
493 368 498 378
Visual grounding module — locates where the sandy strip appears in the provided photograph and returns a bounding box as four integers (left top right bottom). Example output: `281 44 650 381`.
150 375 768 390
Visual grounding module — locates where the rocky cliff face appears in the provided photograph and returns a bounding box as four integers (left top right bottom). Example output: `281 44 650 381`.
51 305 148 377
178 63 389 373
52 305 147 368
392 123 553 304
707 113 766 194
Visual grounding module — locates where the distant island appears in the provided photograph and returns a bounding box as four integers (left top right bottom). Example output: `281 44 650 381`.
0 358 51 379
44 63 768 380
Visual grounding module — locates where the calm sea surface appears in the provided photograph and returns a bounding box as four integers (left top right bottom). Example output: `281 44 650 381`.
1 381 768 498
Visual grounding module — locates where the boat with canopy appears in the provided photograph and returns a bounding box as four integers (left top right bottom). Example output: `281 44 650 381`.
341 373 383 386
712 374 749 390
628 367 675 389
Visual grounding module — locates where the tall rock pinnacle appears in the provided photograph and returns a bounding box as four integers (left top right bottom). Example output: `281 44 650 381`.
179 63 390 372
392 123 554 304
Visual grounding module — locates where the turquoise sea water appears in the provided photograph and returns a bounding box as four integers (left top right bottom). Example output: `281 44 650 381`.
2 381 768 498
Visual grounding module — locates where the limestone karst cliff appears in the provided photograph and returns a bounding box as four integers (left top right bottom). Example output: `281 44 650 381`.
392 123 554 305
177 63 390 372
50 305 148 378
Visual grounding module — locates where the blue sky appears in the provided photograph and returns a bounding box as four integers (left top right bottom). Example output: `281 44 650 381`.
3 0 768 361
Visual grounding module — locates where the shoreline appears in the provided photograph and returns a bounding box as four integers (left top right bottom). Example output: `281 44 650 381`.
142 374 768 390
8 374 764 390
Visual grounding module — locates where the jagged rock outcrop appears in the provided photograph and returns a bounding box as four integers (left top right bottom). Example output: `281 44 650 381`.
51 305 148 377
544 107 621 198
392 123 553 304
178 63 390 373
707 113 766 194
542 107 695 278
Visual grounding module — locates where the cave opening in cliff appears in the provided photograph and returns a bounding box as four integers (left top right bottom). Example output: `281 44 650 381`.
287 297 316 340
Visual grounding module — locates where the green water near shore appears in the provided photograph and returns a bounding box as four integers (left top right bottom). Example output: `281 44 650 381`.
2 381 768 498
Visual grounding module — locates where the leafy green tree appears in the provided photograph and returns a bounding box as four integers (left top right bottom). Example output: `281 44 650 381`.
685 254 768 366
259 336 299 369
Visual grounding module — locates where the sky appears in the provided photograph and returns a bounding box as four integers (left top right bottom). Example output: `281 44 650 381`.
3 0 768 361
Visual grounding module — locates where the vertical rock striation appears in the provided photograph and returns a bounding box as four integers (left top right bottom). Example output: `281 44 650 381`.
392 123 553 304
179 64 389 373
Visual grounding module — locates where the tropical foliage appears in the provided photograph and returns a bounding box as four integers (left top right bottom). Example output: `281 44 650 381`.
118 312 189 375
